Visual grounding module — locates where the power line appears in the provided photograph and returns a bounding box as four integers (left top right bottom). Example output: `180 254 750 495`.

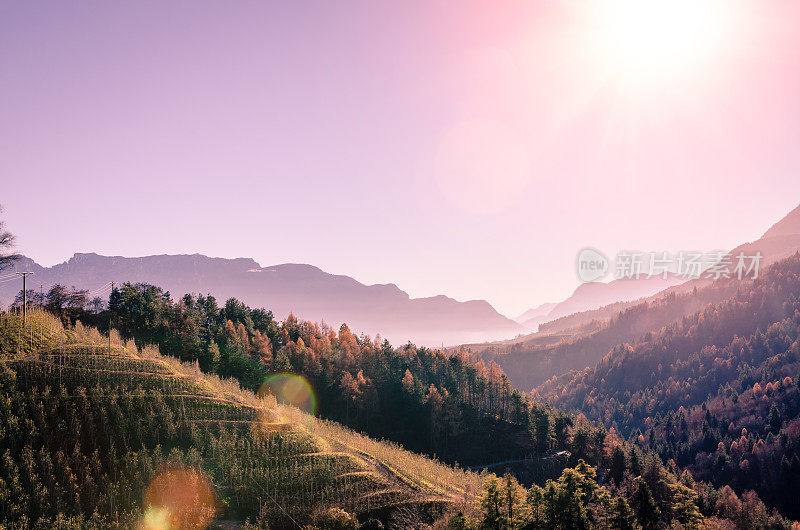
56 282 113 296
84 284 113 298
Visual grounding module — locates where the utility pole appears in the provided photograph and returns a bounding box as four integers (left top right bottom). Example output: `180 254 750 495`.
16 272 33 327
108 281 115 352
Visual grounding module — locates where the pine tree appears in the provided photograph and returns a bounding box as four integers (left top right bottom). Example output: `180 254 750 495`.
0 209 20 271
631 478 660 530
768 404 781 434
609 445 627 484
608 497 636 530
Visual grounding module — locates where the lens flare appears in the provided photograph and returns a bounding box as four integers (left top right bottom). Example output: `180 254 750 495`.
139 506 171 530
139 467 217 530
582 0 740 88
258 373 317 415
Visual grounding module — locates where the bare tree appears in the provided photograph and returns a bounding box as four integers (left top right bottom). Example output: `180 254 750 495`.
89 296 105 313
66 287 88 311
0 206 20 271
12 289 44 309
46 284 69 314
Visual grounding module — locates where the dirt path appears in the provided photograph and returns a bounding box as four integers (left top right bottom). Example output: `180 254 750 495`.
324 437 447 504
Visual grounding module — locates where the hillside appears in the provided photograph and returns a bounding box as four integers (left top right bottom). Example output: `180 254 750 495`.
0 311 483 528
535 275 685 327
53 281 567 469
536 254 800 520
3 314 789 529
471 202 800 390
480 280 742 391
0 253 523 347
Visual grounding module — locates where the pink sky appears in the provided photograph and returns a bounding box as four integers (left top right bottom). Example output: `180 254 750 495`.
2 1 800 316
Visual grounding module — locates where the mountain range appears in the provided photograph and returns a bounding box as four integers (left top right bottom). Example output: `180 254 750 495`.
513 202 800 335
6 204 799 352
518 274 684 331
470 201 800 390
0 252 524 347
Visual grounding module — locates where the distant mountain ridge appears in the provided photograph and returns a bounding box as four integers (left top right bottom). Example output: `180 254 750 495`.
512 269 686 334
468 201 800 390
538 274 684 324
513 202 800 337
0 252 524 347
514 302 557 330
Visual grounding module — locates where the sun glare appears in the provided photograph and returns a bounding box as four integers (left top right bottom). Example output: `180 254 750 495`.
586 0 735 86
259 373 318 415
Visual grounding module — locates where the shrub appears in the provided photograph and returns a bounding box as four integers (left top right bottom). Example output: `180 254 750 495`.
311 507 358 530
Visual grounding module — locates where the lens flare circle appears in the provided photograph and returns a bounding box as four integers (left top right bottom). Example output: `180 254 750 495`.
259 372 318 416
139 467 217 530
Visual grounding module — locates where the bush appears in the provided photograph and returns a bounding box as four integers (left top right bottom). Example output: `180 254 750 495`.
311 507 358 530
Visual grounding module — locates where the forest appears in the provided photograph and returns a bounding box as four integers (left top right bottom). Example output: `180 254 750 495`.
0 216 795 527
0 311 485 528
2 281 792 528
26 280 587 469
537 254 800 521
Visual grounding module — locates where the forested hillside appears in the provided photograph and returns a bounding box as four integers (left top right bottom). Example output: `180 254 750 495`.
4 221 795 527
0 310 491 528
537 253 800 520
2 311 785 529
36 282 573 468
481 281 740 391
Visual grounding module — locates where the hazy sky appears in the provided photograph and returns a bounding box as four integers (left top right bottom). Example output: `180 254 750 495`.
2 1 800 316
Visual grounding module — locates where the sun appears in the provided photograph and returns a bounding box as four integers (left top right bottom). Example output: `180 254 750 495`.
584 0 735 87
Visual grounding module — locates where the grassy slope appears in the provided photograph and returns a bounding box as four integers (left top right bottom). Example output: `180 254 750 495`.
0 311 485 528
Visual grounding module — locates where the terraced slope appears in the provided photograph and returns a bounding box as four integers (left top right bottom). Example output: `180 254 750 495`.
0 311 484 528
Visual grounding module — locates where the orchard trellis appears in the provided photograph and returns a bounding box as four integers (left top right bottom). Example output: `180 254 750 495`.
0 310 489 527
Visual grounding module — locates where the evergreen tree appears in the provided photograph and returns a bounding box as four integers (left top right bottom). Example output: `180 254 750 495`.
607 497 636 530
767 404 782 434
631 479 660 530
